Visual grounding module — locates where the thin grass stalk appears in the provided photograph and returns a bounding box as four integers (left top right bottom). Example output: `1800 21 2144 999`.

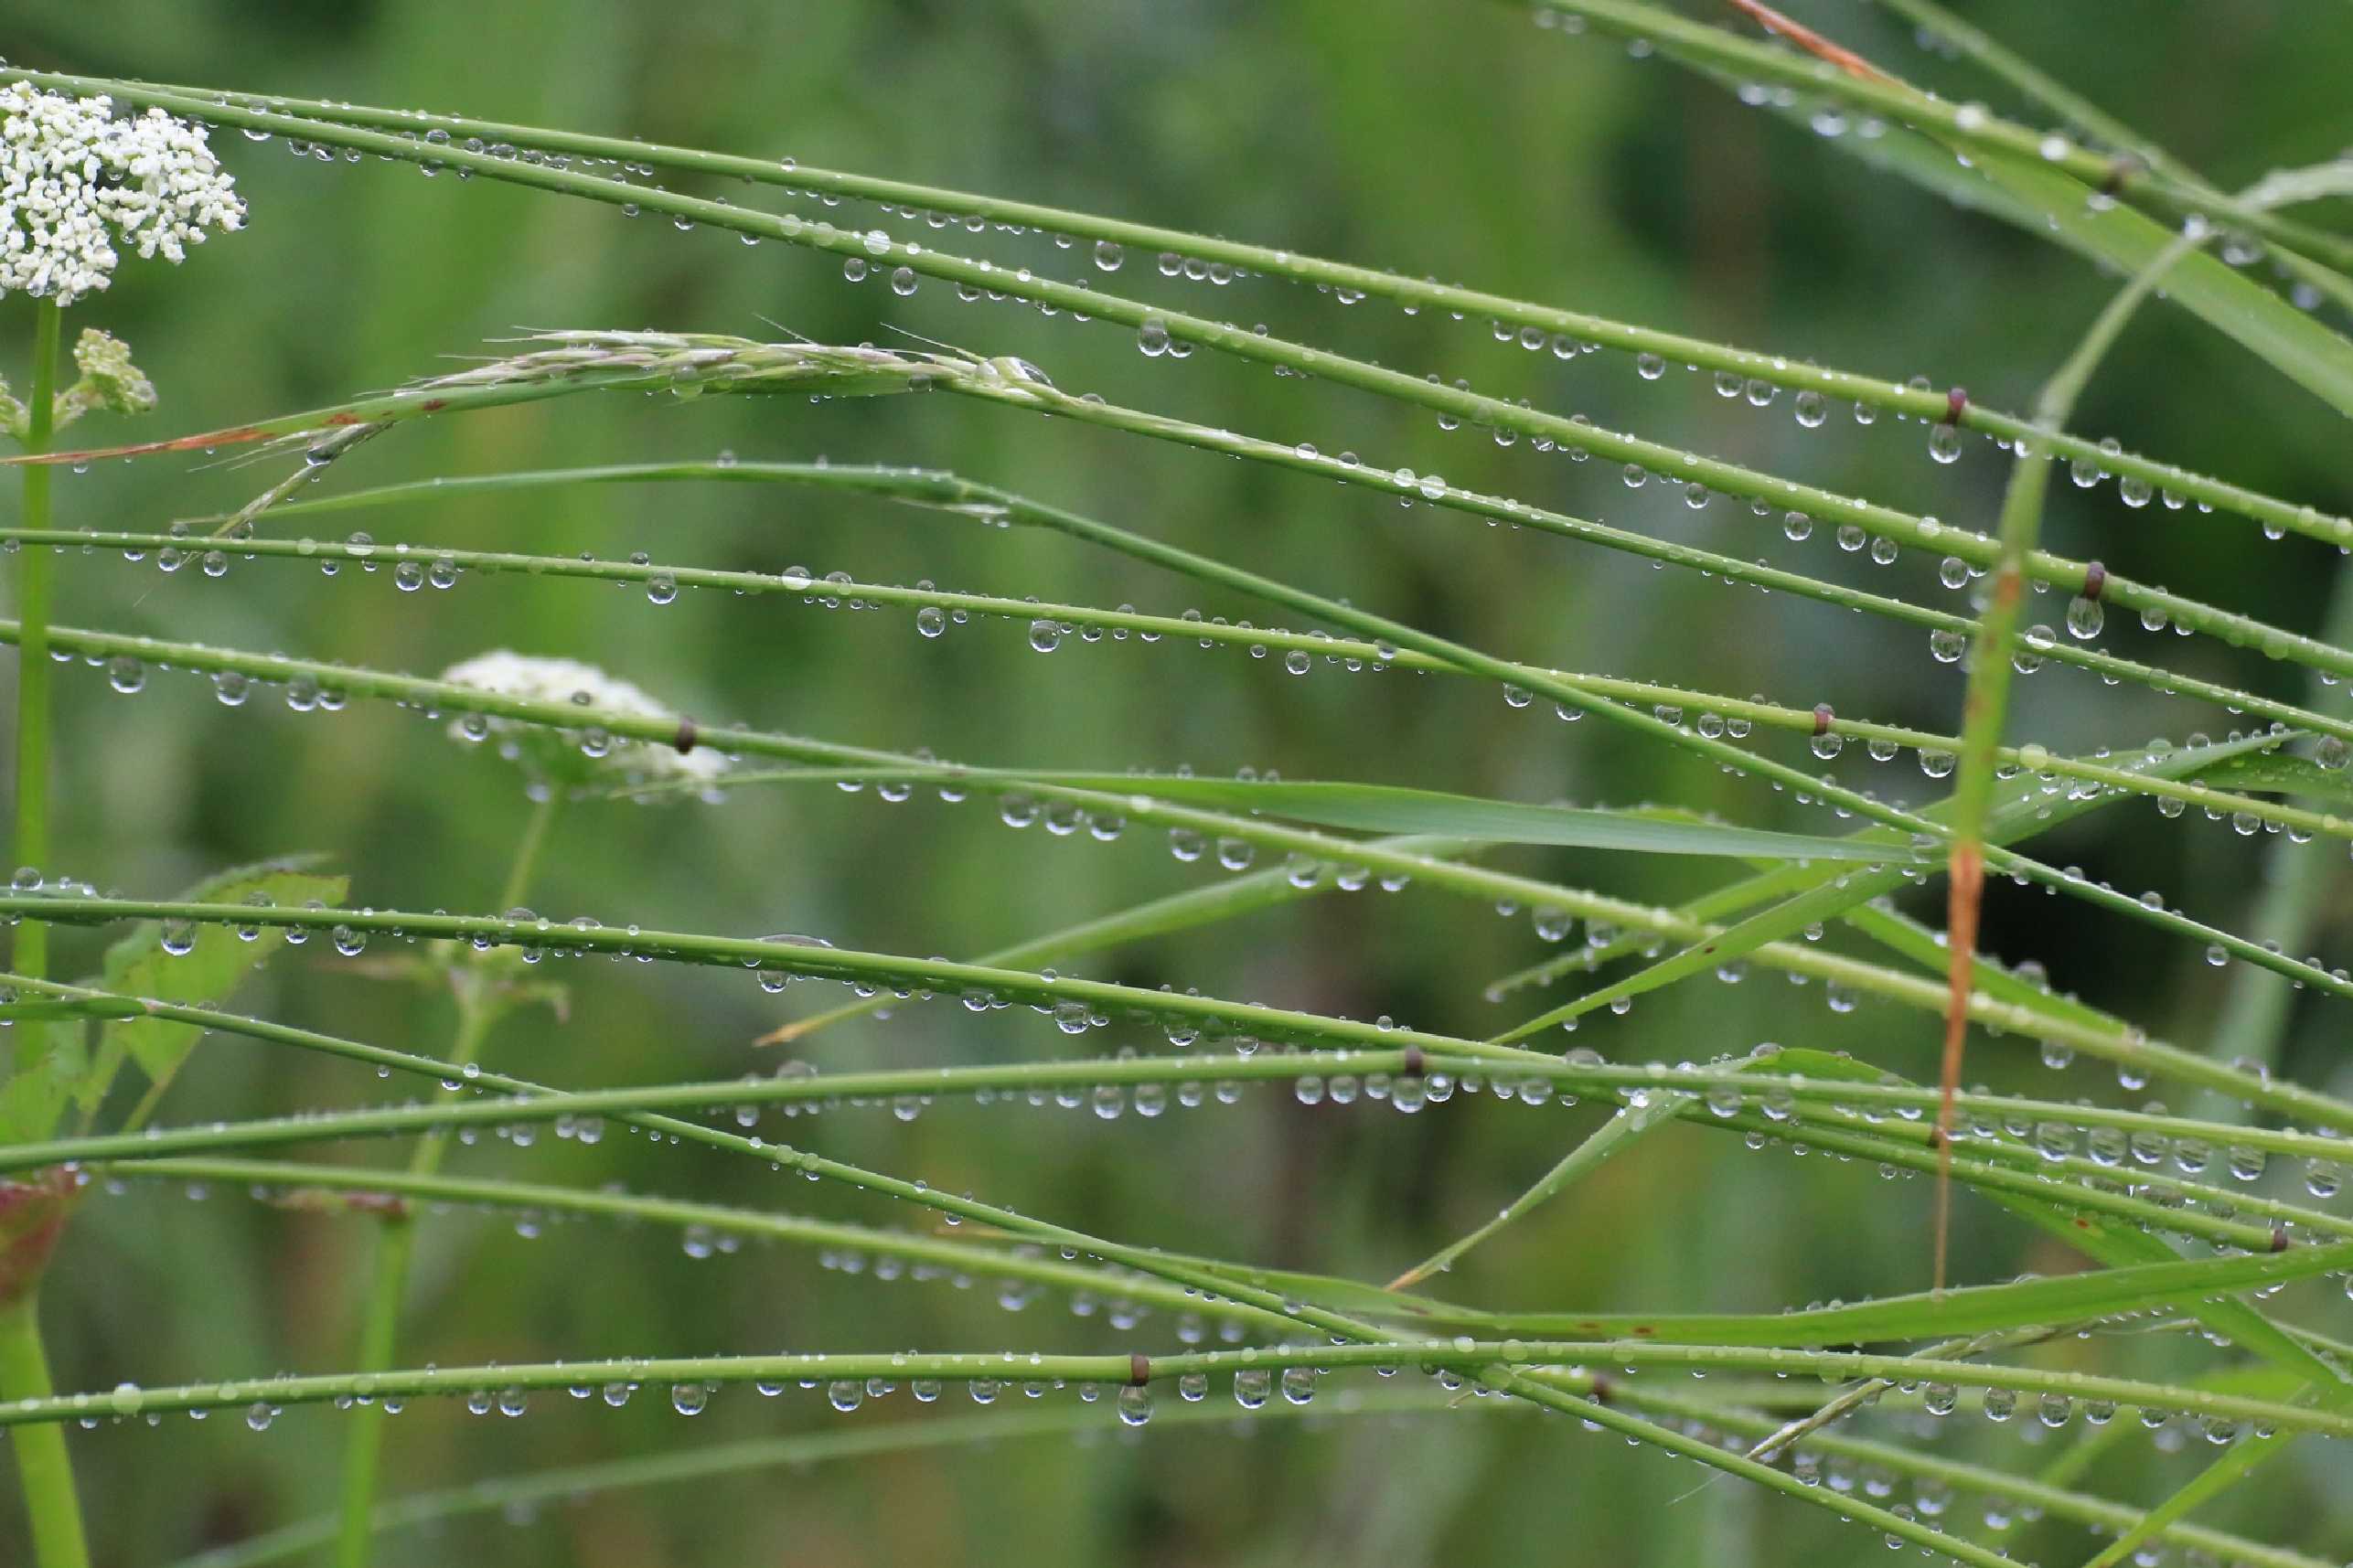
1521 0 2353 276
70 70 2353 552
36 509 2346 842
178 451 2353 751
333 793 556 1568
2 1011 2347 1175
106 1156 2353 1345
0 297 85 1568
168 1391 2330 1568
2 97 2348 672
9 301 60 996
1937 216 2210 1280
4 1339 2346 1441
0 607 2337 1110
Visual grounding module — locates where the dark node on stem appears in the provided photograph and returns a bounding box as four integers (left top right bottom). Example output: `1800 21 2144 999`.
2099 155 2145 197
1942 386 1968 425
1812 703 1834 737
2080 560 2107 603
673 716 700 754
1924 1125 1947 1151
1128 1352 1151 1387
2271 1226 2292 1253
1588 1372 1615 1404
1400 1045 1427 1079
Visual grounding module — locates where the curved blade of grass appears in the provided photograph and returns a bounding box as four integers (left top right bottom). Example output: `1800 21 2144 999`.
1851 0 2353 321
1599 0 2353 415
2189 752 2353 812
149 1153 2353 1354
2081 1432 2293 1568
1000 1223 2353 1346
103 1157 1267 1332
965 775 1917 863
1529 1 2353 278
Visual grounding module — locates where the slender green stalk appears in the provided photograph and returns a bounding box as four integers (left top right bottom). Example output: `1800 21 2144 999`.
178 1396 1484 1568
13 508 2353 1011
1522 1 2353 276
110 1155 2353 1342
49 69 2353 551
168 1392 2325 1568
2208 567 2353 1101
1 301 84 1568
4 1339 2344 1440
10 300 61 995
332 793 557 1568
0 1294 86 1568
0 879 2341 1131
1934 218 2210 1276
28 519 2350 846
37 318 2353 696
0 1010 2342 1176
224 455 2353 751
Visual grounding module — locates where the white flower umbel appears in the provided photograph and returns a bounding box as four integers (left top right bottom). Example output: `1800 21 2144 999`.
0 82 245 307
441 650 727 795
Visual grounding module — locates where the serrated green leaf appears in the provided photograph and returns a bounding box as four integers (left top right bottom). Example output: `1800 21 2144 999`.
0 1020 86 1145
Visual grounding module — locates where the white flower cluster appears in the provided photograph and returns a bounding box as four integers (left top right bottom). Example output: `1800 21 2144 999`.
0 82 245 307
441 650 727 792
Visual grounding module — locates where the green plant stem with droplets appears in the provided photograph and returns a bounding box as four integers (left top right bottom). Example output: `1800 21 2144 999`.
11 300 60 995
50 68 2353 552
3 300 88 1568
331 791 556 1568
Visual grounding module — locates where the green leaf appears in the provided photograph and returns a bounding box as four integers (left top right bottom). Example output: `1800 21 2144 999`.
91 859 347 1103
2191 752 2353 808
0 1022 85 1145
1025 775 1913 863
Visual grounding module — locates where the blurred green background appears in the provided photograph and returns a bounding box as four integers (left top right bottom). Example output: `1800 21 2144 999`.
5 1 2352 1563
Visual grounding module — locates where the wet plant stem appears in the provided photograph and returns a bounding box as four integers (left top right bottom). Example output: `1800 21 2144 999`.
2 301 85 1568
11 300 60 996
331 791 557 1568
